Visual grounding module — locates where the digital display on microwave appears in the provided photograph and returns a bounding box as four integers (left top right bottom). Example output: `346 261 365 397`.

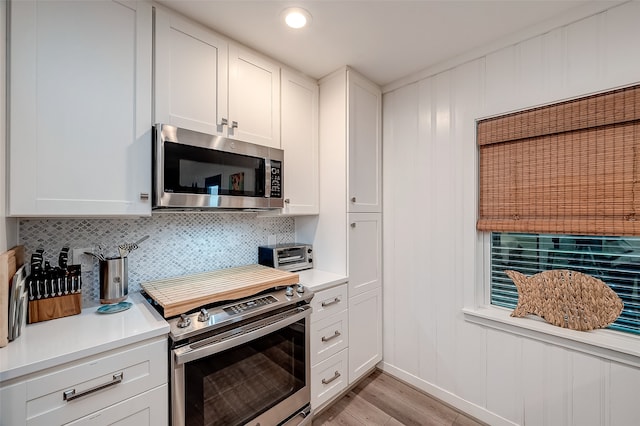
270 160 282 198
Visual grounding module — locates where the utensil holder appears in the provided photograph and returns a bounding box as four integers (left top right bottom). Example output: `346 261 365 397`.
99 257 128 304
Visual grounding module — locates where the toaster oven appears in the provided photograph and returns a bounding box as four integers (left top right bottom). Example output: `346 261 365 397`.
258 244 313 272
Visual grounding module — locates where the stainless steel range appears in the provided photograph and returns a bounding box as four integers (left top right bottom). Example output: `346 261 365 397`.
144 283 313 426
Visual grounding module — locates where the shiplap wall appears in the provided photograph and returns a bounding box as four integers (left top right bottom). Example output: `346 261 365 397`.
382 2 640 425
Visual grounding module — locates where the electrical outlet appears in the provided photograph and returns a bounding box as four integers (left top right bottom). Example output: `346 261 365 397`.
71 248 93 265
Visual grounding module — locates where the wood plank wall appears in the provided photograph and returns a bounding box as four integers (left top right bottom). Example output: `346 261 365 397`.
382 2 640 425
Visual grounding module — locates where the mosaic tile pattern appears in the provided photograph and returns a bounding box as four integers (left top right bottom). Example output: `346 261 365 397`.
19 213 295 305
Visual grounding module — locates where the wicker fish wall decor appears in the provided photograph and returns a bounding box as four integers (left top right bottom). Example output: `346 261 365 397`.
505 269 623 331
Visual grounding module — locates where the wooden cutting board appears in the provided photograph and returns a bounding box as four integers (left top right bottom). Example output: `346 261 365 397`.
0 246 25 347
141 264 299 318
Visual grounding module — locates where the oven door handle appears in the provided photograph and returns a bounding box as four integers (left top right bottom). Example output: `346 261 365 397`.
174 305 311 365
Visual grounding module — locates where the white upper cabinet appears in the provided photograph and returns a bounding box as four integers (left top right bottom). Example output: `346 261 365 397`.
228 45 281 148
279 69 319 215
154 8 228 136
348 71 382 213
154 8 281 148
9 0 153 216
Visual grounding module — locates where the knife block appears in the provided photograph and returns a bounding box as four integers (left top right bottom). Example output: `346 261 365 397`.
28 293 82 324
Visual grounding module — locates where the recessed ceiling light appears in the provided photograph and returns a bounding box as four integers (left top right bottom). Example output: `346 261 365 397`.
282 7 312 29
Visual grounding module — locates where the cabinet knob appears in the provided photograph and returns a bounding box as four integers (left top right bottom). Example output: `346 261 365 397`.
350 223 356 228
351 197 356 203
139 193 149 201
231 121 239 129
284 198 290 204
220 118 229 127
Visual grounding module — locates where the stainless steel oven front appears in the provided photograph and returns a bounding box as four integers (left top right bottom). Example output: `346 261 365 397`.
169 292 312 426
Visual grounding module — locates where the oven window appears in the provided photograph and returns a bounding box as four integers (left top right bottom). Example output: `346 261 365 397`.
164 141 265 197
183 319 306 426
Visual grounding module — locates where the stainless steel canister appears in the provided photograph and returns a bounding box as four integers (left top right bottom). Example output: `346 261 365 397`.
99 257 128 304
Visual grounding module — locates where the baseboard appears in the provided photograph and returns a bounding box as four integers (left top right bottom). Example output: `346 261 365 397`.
379 362 517 426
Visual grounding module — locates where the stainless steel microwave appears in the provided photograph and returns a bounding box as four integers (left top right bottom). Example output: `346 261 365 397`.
153 124 284 210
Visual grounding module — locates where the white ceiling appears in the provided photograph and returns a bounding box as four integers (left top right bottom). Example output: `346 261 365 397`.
156 1 605 87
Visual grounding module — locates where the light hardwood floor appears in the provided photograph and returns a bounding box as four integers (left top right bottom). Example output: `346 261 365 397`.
312 370 485 426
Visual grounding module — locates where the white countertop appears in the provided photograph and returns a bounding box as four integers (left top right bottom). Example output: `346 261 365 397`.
0 269 344 383
297 269 348 292
0 292 169 383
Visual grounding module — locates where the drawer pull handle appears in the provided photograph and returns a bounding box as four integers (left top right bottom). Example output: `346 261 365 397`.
63 372 124 402
321 297 340 307
321 370 341 385
321 330 341 342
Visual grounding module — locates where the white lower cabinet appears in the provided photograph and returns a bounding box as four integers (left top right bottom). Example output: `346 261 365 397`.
0 337 168 426
311 311 348 366
309 284 348 323
64 385 167 426
310 283 349 412
348 286 382 384
311 349 349 411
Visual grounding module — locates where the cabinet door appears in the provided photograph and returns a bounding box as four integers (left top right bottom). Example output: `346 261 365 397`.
9 0 152 216
64 385 168 426
154 8 228 135
348 213 381 297
347 70 382 213
228 44 280 148
311 348 348 412
280 70 319 215
348 287 382 384
0 381 27 426
311 310 349 366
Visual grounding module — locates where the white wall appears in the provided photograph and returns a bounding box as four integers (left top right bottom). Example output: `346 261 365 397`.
1 0 18 252
382 2 640 425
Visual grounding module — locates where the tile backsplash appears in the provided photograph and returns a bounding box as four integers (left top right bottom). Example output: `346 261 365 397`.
19 213 295 305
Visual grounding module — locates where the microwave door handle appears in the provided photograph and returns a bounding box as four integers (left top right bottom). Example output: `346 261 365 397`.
265 160 272 198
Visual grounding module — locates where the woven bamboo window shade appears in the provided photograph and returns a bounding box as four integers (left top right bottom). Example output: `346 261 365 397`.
477 85 640 236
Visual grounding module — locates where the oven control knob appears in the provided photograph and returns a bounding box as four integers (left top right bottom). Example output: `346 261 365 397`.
177 314 191 328
296 284 305 294
285 286 294 297
198 308 210 322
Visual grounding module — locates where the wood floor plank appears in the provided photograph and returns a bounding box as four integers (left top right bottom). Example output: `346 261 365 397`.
372 372 461 423
355 372 457 426
313 370 485 426
313 401 366 426
340 391 392 425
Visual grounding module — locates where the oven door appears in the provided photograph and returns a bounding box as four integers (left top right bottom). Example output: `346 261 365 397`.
172 306 311 426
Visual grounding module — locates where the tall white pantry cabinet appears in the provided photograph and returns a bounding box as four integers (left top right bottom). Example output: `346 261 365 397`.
309 67 383 396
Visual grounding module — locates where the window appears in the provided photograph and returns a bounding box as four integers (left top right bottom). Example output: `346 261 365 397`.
491 232 640 335
476 84 640 340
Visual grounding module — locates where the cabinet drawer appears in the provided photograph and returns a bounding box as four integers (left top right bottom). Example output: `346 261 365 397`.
311 310 348 366
64 384 168 426
311 348 348 412
310 284 347 323
26 338 167 426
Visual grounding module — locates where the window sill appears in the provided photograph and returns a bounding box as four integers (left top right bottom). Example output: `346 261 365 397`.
463 306 640 368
